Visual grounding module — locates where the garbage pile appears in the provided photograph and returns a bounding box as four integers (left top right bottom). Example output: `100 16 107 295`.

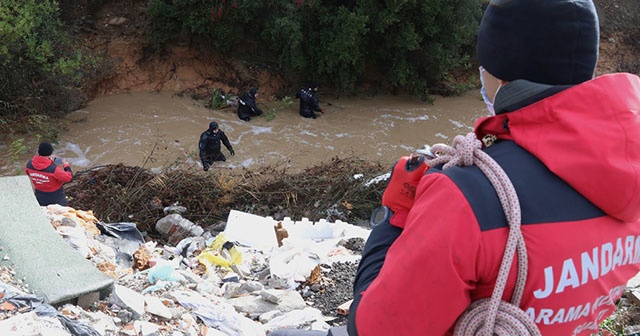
0 204 370 335
64 159 388 235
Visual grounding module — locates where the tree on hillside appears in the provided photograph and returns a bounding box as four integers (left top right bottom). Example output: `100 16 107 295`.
147 0 483 96
0 0 101 135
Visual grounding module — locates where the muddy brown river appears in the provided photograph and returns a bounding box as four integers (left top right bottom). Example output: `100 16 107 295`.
2 91 487 175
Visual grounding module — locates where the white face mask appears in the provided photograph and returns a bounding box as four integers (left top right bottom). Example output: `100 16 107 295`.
479 66 501 116
480 84 494 115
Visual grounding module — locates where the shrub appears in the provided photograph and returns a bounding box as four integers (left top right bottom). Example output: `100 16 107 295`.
146 0 483 96
0 0 103 137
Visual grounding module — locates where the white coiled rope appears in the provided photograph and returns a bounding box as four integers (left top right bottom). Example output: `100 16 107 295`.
423 133 541 336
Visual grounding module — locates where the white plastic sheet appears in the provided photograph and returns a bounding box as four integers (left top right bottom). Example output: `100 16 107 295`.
173 290 266 336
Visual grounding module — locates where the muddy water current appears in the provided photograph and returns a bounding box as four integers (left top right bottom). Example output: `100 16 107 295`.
3 91 488 175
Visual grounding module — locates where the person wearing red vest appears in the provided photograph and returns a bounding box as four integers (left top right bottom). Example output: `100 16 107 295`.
349 1 640 335
25 142 73 206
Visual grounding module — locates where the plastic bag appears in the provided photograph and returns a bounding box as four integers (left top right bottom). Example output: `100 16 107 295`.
96 222 144 243
197 233 242 273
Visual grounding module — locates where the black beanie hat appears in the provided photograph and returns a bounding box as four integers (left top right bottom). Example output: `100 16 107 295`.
249 87 258 97
209 121 219 130
477 0 599 85
38 142 54 156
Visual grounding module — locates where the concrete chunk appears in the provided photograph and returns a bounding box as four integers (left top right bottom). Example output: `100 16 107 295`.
144 295 173 319
109 284 146 318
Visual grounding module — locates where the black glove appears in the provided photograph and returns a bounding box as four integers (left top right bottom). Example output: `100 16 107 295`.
203 163 209 171
229 148 235 156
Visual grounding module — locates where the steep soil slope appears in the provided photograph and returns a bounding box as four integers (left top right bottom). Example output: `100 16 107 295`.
65 0 639 100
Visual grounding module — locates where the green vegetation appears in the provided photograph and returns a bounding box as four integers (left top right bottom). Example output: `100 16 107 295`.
599 311 627 336
147 0 483 97
264 96 294 121
0 0 104 142
210 88 229 110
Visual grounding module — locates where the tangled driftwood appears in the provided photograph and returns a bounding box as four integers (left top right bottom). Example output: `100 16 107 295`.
65 157 389 238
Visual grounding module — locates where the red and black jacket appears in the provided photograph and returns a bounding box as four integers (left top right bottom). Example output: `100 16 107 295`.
349 73 640 335
26 155 73 206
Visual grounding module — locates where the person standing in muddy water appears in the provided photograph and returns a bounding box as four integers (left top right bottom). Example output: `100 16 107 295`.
295 82 323 119
237 87 263 122
25 142 74 206
198 121 235 171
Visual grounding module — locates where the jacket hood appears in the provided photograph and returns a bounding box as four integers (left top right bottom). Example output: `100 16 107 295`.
476 73 640 222
31 155 54 170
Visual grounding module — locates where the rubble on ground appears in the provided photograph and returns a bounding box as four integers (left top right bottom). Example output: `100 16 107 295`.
6 202 640 335
0 204 368 335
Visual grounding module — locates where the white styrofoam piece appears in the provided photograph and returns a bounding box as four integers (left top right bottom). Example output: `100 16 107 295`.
224 210 279 251
224 210 371 251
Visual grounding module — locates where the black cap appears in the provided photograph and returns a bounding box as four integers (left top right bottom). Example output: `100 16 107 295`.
249 87 258 97
38 142 54 156
209 121 219 130
477 0 599 85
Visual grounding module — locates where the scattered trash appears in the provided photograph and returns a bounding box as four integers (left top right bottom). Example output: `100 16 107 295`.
155 214 204 246
1 206 370 335
197 233 243 272
336 300 353 316
274 222 289 247
96 222 145 243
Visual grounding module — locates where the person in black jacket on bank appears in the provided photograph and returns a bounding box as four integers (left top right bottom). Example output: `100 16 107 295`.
237 87 263 122
198 121 235 171
296 82 323 119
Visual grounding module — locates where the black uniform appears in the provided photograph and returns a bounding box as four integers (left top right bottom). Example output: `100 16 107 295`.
237 88 263 122
198 122 234 171
296 86 322 119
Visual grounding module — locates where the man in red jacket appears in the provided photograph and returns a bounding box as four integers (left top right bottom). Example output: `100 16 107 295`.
25 142 73 206
349 0 640 335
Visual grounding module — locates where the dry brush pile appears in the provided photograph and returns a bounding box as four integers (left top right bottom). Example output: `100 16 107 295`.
64 157 389 239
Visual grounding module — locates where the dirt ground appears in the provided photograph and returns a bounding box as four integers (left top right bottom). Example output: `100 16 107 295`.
68 0 288 100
